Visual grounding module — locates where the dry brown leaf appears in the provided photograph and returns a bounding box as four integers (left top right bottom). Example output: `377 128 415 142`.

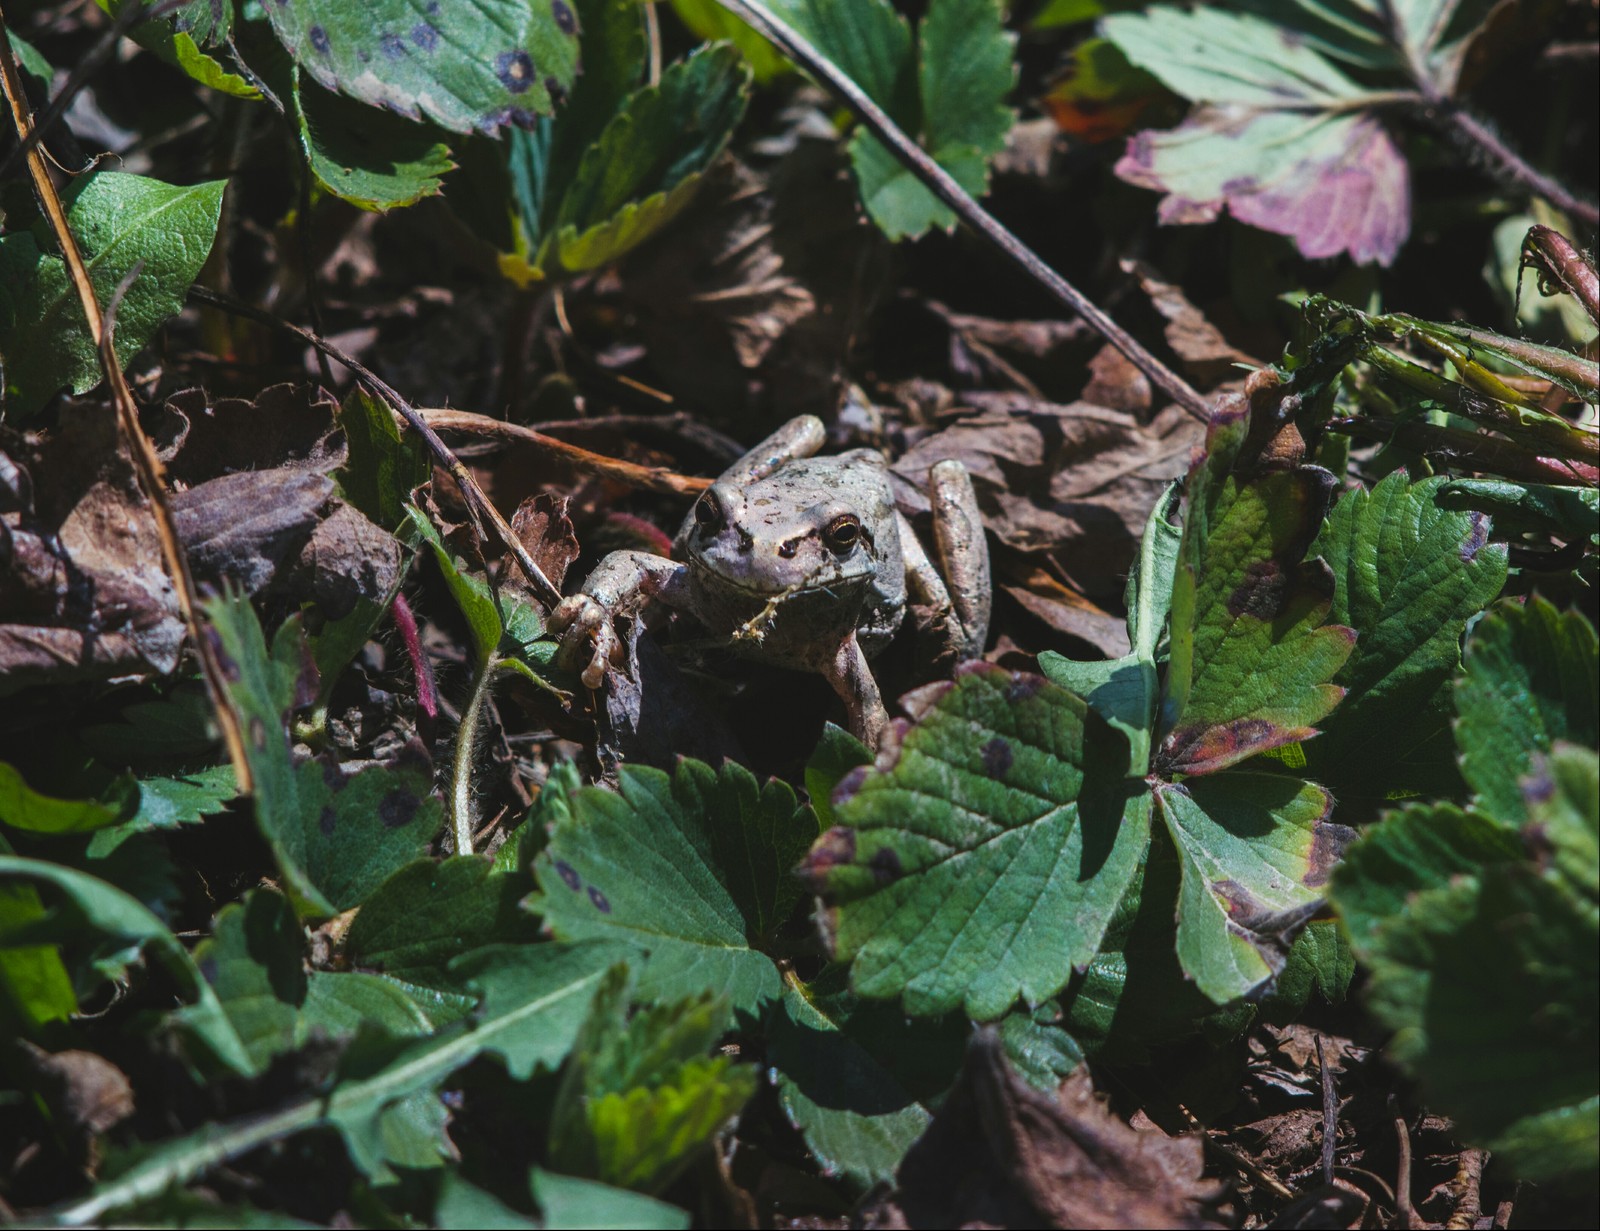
0 401 184 696
884 1030 1226 1229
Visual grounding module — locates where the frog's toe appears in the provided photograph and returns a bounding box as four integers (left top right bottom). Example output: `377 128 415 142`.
551 595 623 689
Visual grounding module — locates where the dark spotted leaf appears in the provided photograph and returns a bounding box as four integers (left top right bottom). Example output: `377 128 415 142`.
203 590 441 918
1455 598 1598 827
185 890 304 1076
292 68 455 211
263 0 580 135
1332 746 1599 1183
800 663 1150 1020
1304 473 1508 811
0 173 224 420
1156 412 1354 777
527 759 817 1016
1155 774 1353 1004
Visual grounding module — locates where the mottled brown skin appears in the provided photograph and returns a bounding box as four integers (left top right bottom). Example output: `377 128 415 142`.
550 416 991 747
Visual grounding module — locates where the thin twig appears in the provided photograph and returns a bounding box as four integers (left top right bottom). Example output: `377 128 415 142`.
417 407 711 497
188 286 566 607
1315 1034 1337 1186
1394 1115 1426 1230
710 0 1212 421
0 5 254 791
1434 103 1599 227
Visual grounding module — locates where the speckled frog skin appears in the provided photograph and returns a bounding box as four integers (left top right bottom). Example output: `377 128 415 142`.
550 416 990 747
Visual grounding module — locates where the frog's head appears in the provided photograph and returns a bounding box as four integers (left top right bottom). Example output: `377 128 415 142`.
681 451 901 655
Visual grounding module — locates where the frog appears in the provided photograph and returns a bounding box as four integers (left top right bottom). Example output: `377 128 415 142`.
549 415 990 748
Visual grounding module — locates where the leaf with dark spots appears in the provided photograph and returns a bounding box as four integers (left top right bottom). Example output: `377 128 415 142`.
1304 473 1509 813
1157 774 1353 1004
263 0 580 135
204 591 442 918
1158 401 1353 776
527 758 817 1015
806 662 1150 1020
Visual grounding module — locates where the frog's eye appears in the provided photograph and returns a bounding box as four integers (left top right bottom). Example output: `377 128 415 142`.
694 493 724 533
823 514 862 554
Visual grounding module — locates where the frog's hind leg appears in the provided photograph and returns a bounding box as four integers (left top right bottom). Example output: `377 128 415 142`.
823 632 890 750
900 459 991 660
720 415 826 487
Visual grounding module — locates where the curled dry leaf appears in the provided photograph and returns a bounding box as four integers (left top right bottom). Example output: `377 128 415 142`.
15 1040 134 1176
0 400 184 696
881 1029 1226 1229
509 491 581 597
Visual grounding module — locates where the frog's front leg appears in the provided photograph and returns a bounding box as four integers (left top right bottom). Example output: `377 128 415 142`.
901 459 991 659
549 551 689 689
822 632 889 749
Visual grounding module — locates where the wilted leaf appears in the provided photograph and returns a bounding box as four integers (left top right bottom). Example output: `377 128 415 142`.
1305 473 1508 809
0 173 224 418
1156 774 1352 1004
263 0 581 135
528 759 815 1015
1455 598 1598 827
801 663 1149 1020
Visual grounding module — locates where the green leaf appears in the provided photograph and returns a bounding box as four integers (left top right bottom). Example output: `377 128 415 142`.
1158 434 1354 776
1305 473 1508 808
669 0 789 82
1332 755 1599 1184
80 689 219 766
187 891 305 1076
528 759 816 1016
530 1168 690 1230
51 942 627 1223
550 974 757 1192
0 856 253 1076
293 68 455 211
0 835 77 1032
917 0 1015 193
1156 774 1352 1004
301 969 469 1039
545 44 750 275
263 0 580 135
1262 919 1354 1021
204 589 442 917
800 663 1150 1019
770 971 958 1190
97 0 261 98
1440 478 1600 548
345 856 540 991
769 0 917 126
1455 598 1599 826
804 723 872 831
0 172 224 419
404 505 545 666
336 388 430 531
126 766 237 832
0 762 131 835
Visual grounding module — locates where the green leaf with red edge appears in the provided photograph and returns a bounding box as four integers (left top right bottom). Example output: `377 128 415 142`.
799 663 1150 1020
1303 472 1509 812
1455 597 1598 828
1155 773 1353 1004
1156 411 1355 777
263 0 580 136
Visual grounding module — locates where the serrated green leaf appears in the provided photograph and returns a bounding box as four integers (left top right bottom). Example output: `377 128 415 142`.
804 722 872 831
1156 774 1352 1004
528 758 816 1016
345 856 540 991
546 44 750 274
263 0 580 135
80 689 219 766
0 172 224 419
1261 919 1354 1021
1159 443 1354 776
918 0 1014 180
1455 598 1598 827
293 68 455 211
1306 473 1508 809
97 0 261 98
0 856 252 1076
770 972 954 1190
301 969 469 1039
1440 478 1600 548
550 975 757 1193
127 765 237 831
769 0 916 125
204 589 442 918
336 388 429 531
1332 763 1599 1184
187 890 305 1076
801 663 1149 1020
50 942 626 1223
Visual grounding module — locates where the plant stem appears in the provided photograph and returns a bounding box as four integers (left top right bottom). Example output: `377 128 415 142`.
451 654 498 855
1433 102 1599 227
711 0 1212 422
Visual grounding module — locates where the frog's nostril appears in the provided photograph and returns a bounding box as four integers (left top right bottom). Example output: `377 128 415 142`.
778 538 800 559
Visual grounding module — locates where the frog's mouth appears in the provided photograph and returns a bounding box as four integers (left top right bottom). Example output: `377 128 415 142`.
687 557 867 601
